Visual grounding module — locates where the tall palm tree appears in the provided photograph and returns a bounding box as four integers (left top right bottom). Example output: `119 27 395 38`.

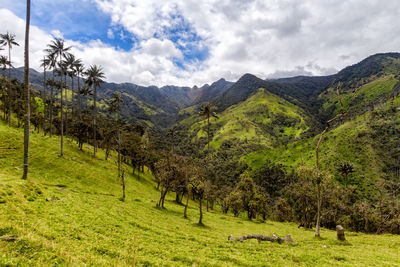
0 55 11 119
0 32 20 126
46 38 70 156
79 85 91 110
45 53 57 137
109 91 124 180
198 103 218 165
85 65 105 157
63 53 76 118
22 0 31 179
73 59 83 119
40 56 50 135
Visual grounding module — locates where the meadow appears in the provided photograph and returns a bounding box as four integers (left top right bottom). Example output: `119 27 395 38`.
1 120 400 266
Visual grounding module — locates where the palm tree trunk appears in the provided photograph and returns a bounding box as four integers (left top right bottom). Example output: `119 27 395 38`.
64 74 68 136
2 68 6 119
50 69 54 137
8 46 12 126
207 116 210 164
118 113 121 179
71 75 74 118
93 84 97 157
22 0 30 179
60 55 64 156
77 72 81 119
42 60 46 135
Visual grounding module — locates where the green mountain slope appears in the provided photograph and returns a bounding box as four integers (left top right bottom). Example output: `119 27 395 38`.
181 88 311 152
244 95 400 187
1 121 400 266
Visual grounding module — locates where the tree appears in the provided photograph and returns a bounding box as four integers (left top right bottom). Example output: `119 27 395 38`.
45 53 57 137
0 32 20 126
22 0 31 179
109 92 124 183
85 65 105 157
63 53 77 118
337 161 356 187
46 38 71 156
73 60 84 119
0 55 11 119
198 103 218 165
79 85 91 110
230 173 259 220
40 56 50 135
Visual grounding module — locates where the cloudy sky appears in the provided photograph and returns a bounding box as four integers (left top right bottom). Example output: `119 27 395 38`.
1 0 400 87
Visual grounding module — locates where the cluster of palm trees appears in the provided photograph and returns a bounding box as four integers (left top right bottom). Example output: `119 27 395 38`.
0 32 19 126
41 38 105 157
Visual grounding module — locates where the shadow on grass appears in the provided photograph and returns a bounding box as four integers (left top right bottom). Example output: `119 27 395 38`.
192 222 211 229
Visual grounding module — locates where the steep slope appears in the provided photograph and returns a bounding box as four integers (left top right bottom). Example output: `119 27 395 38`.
180 88 311 152
243 94 400 190
1 121 400 266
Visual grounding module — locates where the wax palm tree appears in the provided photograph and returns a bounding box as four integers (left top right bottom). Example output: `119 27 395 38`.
0 32 20 126
63 53 76 117
85 65 105 157
45 53 57 137
198 103 218 164
40 56 51 135
79 85 92 110
73 59 83 118
46 38 70 156
22 0 31 179
109 91 124 190
0 55 11 119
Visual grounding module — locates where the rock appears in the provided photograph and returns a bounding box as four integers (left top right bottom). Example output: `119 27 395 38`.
336 225 346 241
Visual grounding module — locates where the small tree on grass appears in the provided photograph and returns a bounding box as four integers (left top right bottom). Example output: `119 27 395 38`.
154 154 187 208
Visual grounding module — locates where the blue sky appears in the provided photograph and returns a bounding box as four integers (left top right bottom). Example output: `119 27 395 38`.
2 0 208 70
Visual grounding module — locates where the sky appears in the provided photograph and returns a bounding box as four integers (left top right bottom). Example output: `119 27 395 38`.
1 0 400 87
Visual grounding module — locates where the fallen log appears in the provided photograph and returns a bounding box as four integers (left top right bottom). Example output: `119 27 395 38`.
229 234 295 244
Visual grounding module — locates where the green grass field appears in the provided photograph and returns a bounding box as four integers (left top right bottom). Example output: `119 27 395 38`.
1 120 400 266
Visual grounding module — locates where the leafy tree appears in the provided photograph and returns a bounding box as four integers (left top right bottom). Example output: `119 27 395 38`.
0 32 19 126
229 173 259 220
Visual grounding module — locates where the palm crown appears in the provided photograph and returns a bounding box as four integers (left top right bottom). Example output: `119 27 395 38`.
85 65 105 87
0 55 11 70
0 32 19 49
198 103 218 120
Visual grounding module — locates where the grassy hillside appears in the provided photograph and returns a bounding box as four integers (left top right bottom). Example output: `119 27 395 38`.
182 88 310 151
319 75 399 118
1 121 400 266
243 95 400 190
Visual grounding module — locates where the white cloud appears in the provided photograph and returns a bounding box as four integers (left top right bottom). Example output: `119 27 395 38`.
2 0 400 87
107 29 114 39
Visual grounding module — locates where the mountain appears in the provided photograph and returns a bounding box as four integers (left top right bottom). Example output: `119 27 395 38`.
193 78 234 104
